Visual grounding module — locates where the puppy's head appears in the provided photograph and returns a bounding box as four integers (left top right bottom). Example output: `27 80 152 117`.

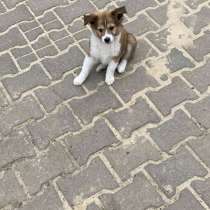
84 6 127 44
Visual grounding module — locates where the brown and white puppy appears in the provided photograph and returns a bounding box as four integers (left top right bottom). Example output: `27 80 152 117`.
73 6 137 86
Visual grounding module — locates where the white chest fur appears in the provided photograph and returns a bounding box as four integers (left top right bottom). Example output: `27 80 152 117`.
90 33 121 65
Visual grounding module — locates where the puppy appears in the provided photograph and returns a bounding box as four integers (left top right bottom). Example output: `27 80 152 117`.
73 6 137 86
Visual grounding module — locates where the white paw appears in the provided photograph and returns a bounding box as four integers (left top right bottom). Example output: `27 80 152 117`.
105 76 115 85
118 60 127 73
73 76 84 86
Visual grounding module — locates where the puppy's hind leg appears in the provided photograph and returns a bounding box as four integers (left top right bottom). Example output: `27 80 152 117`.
118 34 137 74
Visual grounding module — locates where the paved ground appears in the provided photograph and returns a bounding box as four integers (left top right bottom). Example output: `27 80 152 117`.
0 0 210 209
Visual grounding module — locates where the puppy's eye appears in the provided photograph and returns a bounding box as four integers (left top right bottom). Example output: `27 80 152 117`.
109 26 114 31
98 28 103 33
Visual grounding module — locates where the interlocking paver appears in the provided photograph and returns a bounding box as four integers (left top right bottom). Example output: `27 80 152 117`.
185 30 210 61
42 46 84 80
185 96 210 129
113 66 159 102
0 128 35 168
2 64 51 99
0 96 43 136
183 58 210 93
164 189 205 210
188 134 210 168
100 172 163 210
64 119 118 165
191 178 210 208
18 185 64 210
57 158 118 206
35 74 85 112
15 142 75 194
149 110 202 151
106 98 160 138
0 53 18 77
0 169 26 208
146 77 198 116
104 136 161 180
146 147 208 197
28 105 81 149
183 6 210 35
0 27 26 52
69 86 121 124
0 0 209 209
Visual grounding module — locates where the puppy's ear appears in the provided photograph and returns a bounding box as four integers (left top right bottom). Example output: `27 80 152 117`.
83 13 97 26
111 6 127 23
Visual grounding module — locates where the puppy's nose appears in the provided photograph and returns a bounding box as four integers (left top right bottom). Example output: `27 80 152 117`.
104 37 110 44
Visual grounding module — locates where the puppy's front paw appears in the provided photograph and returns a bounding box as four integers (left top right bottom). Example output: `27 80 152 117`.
73 76 84 86
105 76 115 85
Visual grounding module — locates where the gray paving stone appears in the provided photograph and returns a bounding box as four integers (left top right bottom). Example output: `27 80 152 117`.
2 0 26 9
0 2 6 13
2 64 51 99
147 3 168 26
0 27 26 52
106 98 160 138
15 142 75 194
55 36 74 51
64 119 118 165
117 0 157 17
68 19 84 34
183 6 210 35
43 19 63 31
166 48 194 72
18 185 64 210
132 39 158 65
146 147 207 197
125 14 158 36
185 0 207 9
147 28 170 52
0 53 18 78
100 172 163 210
183 59 210 93
48 29 69 41
147 77 198 116
17 53 37 69
74 29 91 41
104 136 161 180
11 46 32 59
87 203 101 210
36 45 58 58
27 0 68 16
38 11 56 25
19 20 39 33
69 86 121 124
0 5 33 33
31 36 51 50
55 0 95 25
28 105 81 150
42 46 84 80
114 66 159 102
90 0 112 9
191 178 210 208
24 27 44 42
185 30 210 61
0 169 26 208
0 128 35 169
185 96 210 129
189 134 210 168
57 158 118 206
164 189 205 210
0 96 43 136
149 110 202 152
35 74 85 112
